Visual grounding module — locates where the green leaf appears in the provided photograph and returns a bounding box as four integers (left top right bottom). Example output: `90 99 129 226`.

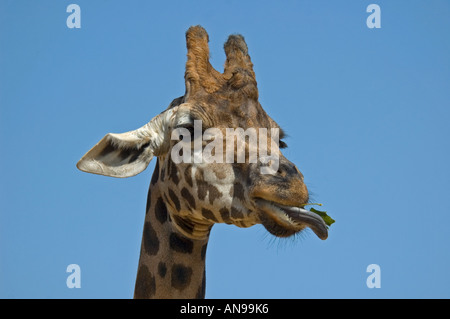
310 207 335 227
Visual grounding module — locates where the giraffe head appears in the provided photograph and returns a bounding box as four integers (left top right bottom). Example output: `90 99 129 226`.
77 26 328 241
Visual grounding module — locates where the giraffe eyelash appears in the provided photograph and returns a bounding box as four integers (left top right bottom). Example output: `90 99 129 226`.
176 124 195 136
278 128 288 149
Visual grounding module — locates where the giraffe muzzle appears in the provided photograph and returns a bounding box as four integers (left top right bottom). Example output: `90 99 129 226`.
256 199 328 240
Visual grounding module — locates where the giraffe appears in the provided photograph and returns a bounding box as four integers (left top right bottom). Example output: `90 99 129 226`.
77 25 328 298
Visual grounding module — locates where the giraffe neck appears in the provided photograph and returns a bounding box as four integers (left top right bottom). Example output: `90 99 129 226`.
134 160 209 299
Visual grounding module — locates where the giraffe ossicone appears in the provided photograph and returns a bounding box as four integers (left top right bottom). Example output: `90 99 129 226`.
77 25 329 298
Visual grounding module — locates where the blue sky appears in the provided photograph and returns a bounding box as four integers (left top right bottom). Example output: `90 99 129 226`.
1 0 449 298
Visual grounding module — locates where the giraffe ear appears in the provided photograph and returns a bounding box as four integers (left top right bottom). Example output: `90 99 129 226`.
76 131 155 178
77 108 176 178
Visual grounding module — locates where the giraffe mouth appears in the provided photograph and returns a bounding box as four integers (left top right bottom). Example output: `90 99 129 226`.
256 199 328 240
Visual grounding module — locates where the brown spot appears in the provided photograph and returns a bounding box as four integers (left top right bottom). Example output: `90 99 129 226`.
134 265 156 299
231 206 243 219
158 262 167 278
232 183 245 202
150 159 159 186
155 197 168 224
181 187 196 210
168 158 180 185
201 208 218 223
201 243 208 261
143 222 159 256
195 169 222 204
184 164 193 187
219 207 232 224
195 169 208 201
171 264 192 291
168 188 181 211
169 232 194 254
207 184 222 205
197 181 207 201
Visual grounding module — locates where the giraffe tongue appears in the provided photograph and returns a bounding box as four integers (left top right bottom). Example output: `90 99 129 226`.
278 205 329 240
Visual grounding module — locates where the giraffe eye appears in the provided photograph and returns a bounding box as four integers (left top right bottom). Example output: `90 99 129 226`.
184 125 195 138
175 124 195 140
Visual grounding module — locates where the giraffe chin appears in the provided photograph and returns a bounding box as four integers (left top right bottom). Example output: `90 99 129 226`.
255 199 328 240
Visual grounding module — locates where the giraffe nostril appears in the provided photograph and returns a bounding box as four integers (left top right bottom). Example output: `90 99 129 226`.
276 162 297 178
281 170 288 178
